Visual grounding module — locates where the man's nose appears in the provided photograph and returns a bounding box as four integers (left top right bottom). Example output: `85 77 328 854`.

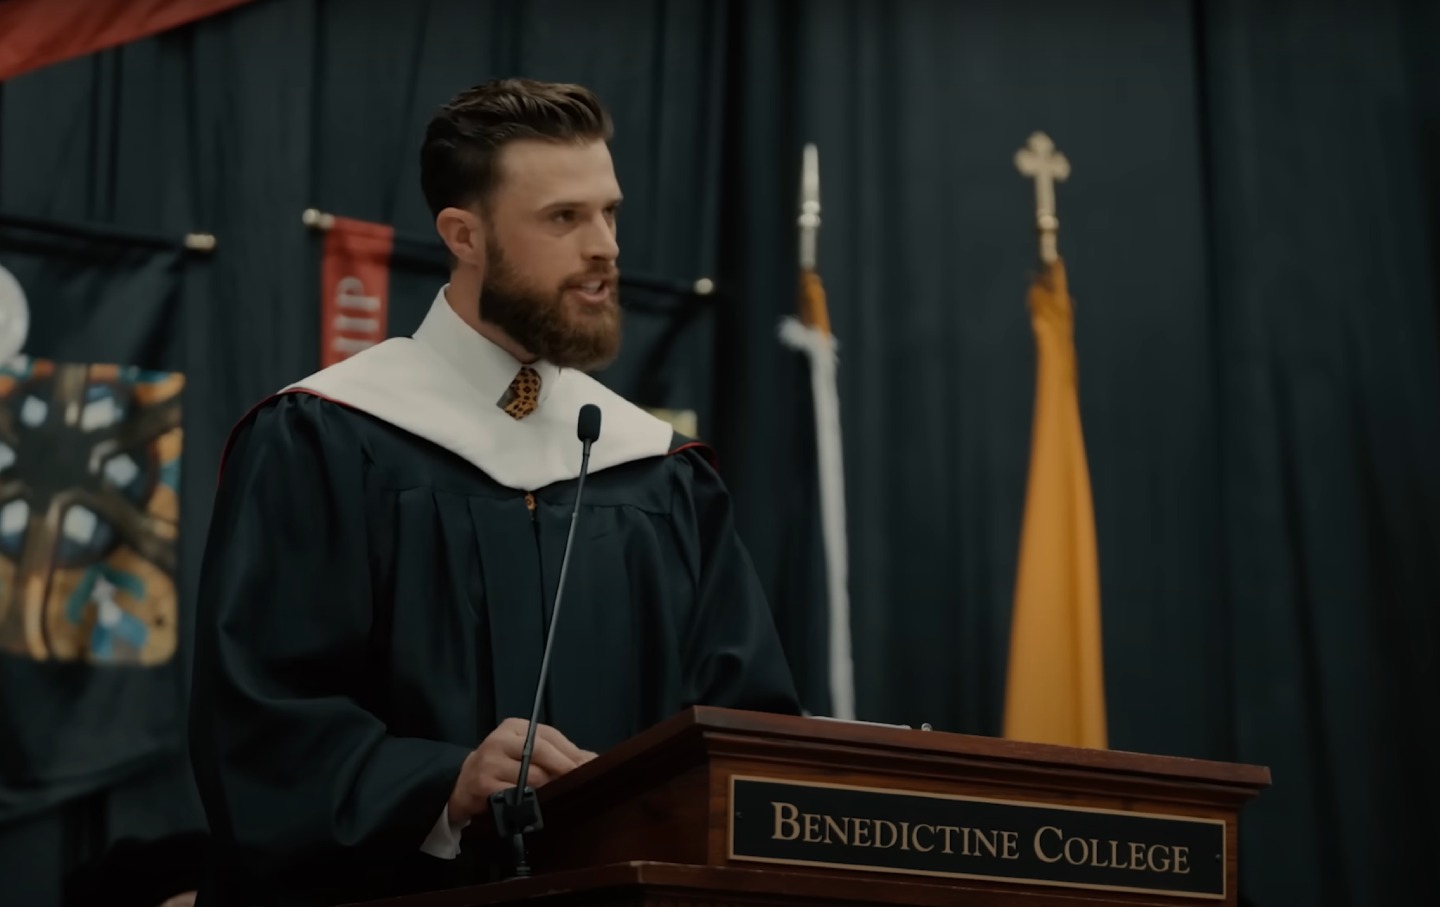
584 217 619 262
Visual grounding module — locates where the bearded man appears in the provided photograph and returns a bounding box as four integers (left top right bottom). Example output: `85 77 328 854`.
187 78 799 907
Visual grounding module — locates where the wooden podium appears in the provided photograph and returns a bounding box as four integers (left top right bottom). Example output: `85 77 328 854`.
355 707 1269 907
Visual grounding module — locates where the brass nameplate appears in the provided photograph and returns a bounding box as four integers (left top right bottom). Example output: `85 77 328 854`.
727 776 1225 900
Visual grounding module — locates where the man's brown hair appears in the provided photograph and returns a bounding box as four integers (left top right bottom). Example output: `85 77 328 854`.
420 78 614 219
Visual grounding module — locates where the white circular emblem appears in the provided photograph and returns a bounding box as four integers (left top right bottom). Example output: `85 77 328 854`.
0 264 30 363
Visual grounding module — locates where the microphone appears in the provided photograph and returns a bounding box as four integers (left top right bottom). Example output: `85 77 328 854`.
489 403 602 878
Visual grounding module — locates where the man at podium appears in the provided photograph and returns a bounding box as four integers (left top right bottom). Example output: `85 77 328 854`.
187 78 800 907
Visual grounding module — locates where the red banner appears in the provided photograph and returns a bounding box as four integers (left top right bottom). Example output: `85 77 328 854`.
320 217 394 368
0 0 256 82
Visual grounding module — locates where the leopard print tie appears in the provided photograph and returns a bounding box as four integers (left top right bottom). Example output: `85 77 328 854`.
502 366 541 419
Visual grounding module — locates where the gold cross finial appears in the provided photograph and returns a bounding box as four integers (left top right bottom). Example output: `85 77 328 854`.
1014 132 1070 264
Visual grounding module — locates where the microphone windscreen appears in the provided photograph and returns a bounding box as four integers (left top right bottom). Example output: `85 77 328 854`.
577 404 602 443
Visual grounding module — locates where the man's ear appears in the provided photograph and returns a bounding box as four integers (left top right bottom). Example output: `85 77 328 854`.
435 206 485 268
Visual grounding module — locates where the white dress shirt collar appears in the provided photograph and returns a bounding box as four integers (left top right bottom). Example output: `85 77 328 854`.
412 284 562 413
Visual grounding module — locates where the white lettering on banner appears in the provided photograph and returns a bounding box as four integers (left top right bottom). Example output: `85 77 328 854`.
330 275 384 357
335 276 381 312
334 315 382 333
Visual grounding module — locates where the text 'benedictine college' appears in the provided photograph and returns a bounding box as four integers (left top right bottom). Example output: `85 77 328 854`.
726 777 1226 898
770 801 1193 874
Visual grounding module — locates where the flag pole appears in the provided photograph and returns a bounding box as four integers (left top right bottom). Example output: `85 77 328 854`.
1004 132 1108 749
779 143 854 720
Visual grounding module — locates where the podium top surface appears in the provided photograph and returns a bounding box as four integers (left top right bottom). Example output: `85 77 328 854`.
539 707 1271 806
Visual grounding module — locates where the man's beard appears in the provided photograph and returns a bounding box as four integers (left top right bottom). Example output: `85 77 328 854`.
479 238 622 371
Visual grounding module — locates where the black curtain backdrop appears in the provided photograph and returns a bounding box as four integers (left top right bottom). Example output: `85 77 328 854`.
0 1 1436 905
1197 1 1440 899
722 2 1439 905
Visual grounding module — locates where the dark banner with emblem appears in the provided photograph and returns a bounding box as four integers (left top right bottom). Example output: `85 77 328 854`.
0 215 187 824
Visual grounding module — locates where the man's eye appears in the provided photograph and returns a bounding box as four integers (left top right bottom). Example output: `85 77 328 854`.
552 210 575 223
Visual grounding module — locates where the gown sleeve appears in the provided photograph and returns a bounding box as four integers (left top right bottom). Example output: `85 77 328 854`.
671 449 803 716
187 394 471 896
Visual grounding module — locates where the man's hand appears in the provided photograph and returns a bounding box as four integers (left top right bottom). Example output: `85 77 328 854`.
447 718 597 824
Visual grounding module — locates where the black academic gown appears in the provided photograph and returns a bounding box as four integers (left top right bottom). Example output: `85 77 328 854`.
187 392 800 906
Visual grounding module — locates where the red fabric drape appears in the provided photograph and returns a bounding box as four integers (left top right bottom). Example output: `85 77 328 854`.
0 0 255 82
320 217 394 368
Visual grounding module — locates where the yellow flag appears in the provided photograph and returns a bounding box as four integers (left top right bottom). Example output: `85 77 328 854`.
1002 258 1107 749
